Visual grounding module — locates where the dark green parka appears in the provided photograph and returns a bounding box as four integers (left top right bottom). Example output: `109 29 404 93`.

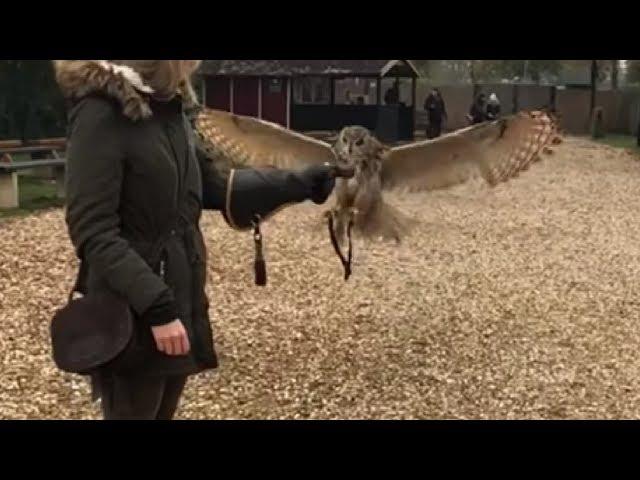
56 61 332 379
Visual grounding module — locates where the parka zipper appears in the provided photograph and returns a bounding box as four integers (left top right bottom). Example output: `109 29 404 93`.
163 121 182 211
158 115 193 280
159 258 166 280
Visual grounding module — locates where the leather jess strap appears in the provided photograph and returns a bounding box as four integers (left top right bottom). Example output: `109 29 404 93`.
324 163 356 281
251 211 353 286
250 163 356 287
326 212 353 281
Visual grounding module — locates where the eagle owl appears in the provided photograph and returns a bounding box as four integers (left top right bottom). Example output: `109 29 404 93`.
194 108 560 244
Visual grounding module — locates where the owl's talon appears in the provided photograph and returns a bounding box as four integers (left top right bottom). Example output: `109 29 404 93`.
323 208 338 221
324 209 341 241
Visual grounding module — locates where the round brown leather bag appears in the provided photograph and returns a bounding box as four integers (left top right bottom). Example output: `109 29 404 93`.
50 290 134 375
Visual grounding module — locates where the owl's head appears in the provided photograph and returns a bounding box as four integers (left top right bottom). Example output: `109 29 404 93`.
332 126 387 174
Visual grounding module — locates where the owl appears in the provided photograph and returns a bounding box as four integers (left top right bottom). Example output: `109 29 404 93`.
194 108 561 245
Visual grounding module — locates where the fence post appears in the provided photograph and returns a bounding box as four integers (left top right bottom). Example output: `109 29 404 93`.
636 103 640 146
54 164 66 199
0 171 19 209
590 60 598 114
591 107 604 139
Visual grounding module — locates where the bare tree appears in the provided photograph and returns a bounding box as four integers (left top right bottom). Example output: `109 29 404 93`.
469 60 476 84
590 60 598 113
611 60 619 90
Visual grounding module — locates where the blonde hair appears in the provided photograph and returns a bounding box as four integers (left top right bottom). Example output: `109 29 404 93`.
117 60 201 100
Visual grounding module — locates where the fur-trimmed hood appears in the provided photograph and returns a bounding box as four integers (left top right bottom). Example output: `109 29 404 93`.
53 60 200 121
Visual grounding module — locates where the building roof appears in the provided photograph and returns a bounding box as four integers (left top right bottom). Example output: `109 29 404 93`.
198 60 419 77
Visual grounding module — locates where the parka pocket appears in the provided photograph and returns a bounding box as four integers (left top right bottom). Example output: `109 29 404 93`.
126 238 164 272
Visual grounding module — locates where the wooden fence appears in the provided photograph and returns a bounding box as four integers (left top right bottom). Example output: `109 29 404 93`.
415 80 640 136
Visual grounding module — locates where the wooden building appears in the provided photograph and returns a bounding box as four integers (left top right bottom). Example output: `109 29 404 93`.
196 60 420 141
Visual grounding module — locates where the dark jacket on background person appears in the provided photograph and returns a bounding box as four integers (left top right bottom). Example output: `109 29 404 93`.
468 94 487 124
424 91 447 123
485 103 501 120
384 85 399 105
424 90 447 138
56 61 335 386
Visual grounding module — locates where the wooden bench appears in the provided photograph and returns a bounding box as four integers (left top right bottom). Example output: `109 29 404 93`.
0 138 66 159
0 143 65 161
0 138 66 149
0 140 23 150
0 159 66 209
0 139 68 208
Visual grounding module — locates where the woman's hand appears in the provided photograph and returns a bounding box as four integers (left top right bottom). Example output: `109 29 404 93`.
151 319 191 356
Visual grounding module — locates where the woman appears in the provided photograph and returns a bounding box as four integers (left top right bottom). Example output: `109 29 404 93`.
55 60 337 420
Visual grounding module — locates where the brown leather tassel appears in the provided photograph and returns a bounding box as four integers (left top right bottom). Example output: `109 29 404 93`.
252 215 267 286
254 253 267 286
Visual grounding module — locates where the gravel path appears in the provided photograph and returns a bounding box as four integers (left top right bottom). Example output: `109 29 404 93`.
1 137 640 419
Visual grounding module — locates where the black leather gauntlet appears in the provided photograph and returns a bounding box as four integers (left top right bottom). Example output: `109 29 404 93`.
222 165 335 230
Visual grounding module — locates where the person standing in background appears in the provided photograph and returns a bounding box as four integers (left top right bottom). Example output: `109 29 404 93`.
345 89 354 105
424 88 447 139
486 93 501 120
384 80 400 105
467 93 486 125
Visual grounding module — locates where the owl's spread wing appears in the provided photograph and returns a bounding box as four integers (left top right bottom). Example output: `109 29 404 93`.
381 111 559 192
194 107 336 169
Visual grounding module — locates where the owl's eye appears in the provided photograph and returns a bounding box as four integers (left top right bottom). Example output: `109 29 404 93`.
355 138 364 146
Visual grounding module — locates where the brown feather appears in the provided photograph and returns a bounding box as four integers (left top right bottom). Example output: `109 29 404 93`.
380 111 559 192
194 107 336 169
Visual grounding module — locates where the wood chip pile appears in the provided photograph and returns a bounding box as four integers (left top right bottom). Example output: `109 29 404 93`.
1 138 639 419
